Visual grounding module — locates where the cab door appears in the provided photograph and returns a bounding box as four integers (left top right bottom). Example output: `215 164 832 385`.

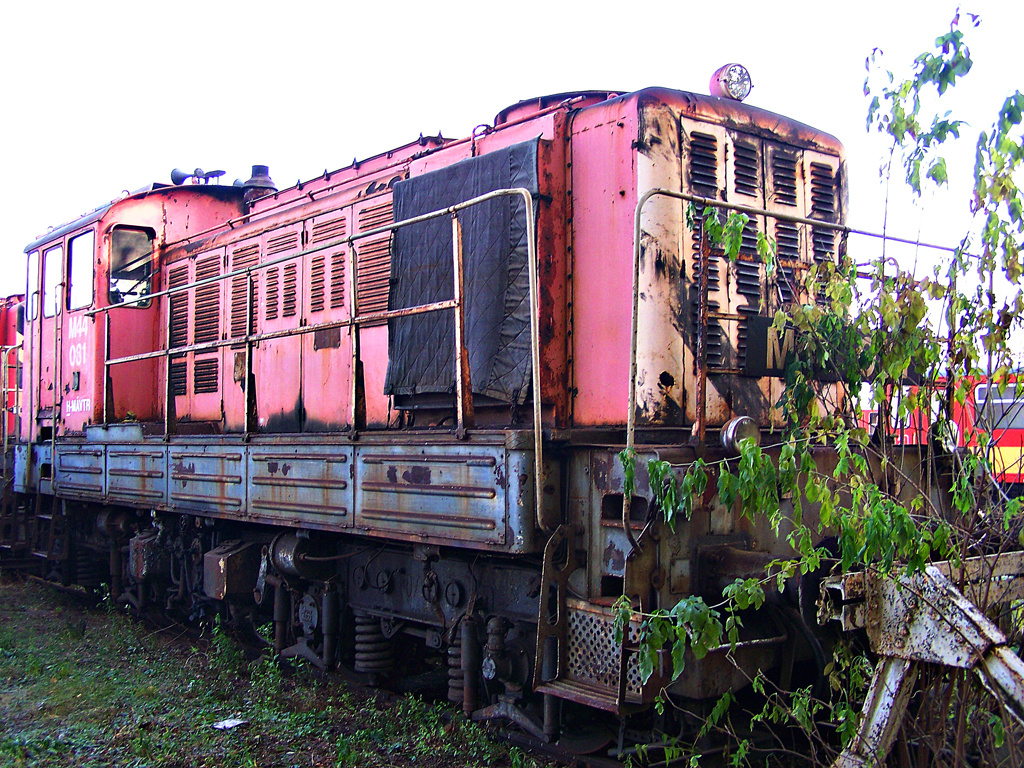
60 231 98 433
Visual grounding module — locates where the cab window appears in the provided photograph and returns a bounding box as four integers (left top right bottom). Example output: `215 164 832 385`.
68 231 95 310
43 245 63 318
27 250 39 320
975 384 1024 429
109 227 154 307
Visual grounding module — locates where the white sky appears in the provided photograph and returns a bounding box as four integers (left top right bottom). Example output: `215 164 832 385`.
1 0 1020 298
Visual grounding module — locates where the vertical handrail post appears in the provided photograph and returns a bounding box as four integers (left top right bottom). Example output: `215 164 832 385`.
520 192 548 535
102 312 111 425
348 239 360 436
451 214 475 439
244 267 256 437
164 298 174 440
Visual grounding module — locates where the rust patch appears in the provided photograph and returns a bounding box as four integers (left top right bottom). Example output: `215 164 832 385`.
267 461 279 475
281 463 291 477
386 465 398 483
403 466 431 485
603 539 626 574
591 453 612 491
494 464 507 490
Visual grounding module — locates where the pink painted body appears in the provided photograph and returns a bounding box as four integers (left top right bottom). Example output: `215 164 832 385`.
20 87 845 444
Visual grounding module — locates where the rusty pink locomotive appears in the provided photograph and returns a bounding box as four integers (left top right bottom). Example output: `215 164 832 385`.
3 83 846 752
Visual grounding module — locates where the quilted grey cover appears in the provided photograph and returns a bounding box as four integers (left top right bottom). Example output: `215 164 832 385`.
384 139 539 404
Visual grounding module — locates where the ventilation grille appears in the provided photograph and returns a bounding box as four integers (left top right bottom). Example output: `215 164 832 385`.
265 267 279 321
736 261 761 300
777 267 799 306
330 252 346 310
310 254 326 314
775 222 800 261
169 360 187 397
230 245 259 341
193 255 221 345
310 216 347 245
356 238 391 325
266 230 298 256
809 163 836 218
358 200 394 232
689 132 719 198
282 263 298 318
168 266 189 348
734 141 759 197
772 153 798 207
193 357 219 394
691 299 725 371
737 307 759 367
812 228 837 264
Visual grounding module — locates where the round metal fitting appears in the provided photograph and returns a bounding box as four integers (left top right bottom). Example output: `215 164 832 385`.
721 415 760 454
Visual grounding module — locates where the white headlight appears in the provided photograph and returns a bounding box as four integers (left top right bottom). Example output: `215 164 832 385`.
710 63 752 101
721 416 760 454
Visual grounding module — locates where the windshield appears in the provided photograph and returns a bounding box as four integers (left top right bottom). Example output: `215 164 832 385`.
109 227 154 307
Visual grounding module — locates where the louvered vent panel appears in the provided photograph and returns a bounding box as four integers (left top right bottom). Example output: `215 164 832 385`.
282 263 298 318
810 162 838 266
772 153 798 207
689 132 719 197
691 301 725 371
775 222 800 261
358 200 394 232
194 357 219 394
734 142 759 197
812 228 837 264
169 360 187 397
266 230 298 256
230 245 259 341
310 216 347 245
168 265 189 348
690 223 722 292
330 252 346 309
193 256 221 344
265 267 280 321
310 254 326 313
809 163 836 217
356 237 391 326
777 267 799 306
736 261 762 299
737 306 761 368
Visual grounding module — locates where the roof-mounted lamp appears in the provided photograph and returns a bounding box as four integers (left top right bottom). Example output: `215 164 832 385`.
710 63 752 101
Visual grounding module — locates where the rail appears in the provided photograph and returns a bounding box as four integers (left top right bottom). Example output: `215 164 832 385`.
91 187 552 536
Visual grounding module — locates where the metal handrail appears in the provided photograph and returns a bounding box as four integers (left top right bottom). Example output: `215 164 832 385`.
0 344 21 485
94 186 551 535
623 189 850 552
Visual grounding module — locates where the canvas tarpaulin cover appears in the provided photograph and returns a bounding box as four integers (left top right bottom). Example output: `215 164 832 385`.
384 139 539 404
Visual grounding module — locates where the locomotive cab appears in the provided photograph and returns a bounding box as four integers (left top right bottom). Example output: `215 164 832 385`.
19 185 246 448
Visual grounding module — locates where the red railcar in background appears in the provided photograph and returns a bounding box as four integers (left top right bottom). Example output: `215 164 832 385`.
863 377 1024 496
1 79 861 752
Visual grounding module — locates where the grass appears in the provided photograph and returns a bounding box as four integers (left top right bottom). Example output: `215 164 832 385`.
0 573 550 768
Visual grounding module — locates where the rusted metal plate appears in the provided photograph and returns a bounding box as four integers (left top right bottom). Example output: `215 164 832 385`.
107 447 166 505
168 445 246 513
249 445 353 529
354 444 512 548
54 445 105 498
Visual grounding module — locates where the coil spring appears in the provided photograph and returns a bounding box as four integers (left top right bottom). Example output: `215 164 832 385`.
353 613 393 674
76 550 101 591
447 636 464 704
